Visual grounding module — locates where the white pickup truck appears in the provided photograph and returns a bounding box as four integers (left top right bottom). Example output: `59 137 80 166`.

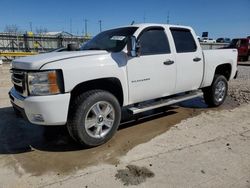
9 24 238 147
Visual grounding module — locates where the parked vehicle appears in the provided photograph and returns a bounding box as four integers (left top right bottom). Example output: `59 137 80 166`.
224 38 250 61
216 38 231 43
202 37 216 43
9 23 238 147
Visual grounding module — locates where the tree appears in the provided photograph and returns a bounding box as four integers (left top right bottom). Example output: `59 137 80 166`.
36 27 48 35
4 24 19 33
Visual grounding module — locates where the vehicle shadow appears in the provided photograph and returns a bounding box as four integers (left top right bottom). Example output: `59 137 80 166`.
178 97 207 108
0 106 82 154
0 98 207 154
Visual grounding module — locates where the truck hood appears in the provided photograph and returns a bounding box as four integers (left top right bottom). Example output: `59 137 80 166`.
12 50 108 70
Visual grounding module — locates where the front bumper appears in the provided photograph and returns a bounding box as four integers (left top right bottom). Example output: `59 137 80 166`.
9 88 70 125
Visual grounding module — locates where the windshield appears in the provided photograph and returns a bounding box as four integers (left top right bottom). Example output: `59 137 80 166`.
81 27 138 52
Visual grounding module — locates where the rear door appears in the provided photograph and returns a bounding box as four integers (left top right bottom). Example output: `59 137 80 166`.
170 28 203 93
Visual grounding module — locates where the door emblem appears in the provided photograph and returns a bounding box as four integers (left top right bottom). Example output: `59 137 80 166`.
131 78 150 83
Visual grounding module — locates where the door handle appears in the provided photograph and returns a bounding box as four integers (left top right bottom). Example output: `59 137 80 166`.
163 60 174 65
193 57 202 62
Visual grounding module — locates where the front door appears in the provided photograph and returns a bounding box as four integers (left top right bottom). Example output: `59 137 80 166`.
127 27 176 104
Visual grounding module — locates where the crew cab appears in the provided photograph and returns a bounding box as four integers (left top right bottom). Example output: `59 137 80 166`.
9 24 238 147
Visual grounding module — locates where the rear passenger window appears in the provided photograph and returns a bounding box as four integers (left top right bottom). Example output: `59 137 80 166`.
139 29 170 55
170 28 197 53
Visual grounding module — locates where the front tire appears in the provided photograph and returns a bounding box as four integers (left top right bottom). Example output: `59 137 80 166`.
67 90 121 147
202 75 228 107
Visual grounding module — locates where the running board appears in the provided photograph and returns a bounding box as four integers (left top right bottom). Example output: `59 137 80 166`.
128 90 203 114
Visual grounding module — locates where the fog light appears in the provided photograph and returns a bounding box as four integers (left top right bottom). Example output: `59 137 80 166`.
31 114 44 122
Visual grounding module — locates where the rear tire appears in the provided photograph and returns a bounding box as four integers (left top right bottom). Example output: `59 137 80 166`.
202 75 228 107
67 90 121 147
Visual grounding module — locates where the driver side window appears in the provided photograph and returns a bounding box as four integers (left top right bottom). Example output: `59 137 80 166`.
139 29 171 56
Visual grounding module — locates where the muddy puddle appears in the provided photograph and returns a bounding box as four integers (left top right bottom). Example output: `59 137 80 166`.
115 165 155 186
0 95 239 176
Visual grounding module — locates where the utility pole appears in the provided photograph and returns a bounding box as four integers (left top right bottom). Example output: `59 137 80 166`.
29 22 33 32
70 18 72 34
143 12 146 23
82 18 85 35
98 20 102 32
84 19 88 36
167 11 170 24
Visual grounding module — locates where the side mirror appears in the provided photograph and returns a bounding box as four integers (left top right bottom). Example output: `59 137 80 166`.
127 36 139 57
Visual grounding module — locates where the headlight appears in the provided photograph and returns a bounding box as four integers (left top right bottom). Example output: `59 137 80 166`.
28 70 63 95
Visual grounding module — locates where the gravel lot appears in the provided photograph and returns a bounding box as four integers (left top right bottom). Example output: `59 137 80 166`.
228 63 250 104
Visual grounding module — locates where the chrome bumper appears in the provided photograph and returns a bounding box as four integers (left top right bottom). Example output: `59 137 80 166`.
9 87 25 109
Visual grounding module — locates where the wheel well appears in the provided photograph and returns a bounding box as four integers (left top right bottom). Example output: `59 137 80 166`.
70 78 124 106
214 63 232 80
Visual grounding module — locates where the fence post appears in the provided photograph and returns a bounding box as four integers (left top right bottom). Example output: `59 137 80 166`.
23 33 30 52
57 34 63 48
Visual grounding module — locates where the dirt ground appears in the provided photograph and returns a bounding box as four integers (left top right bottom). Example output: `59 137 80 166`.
0 62 250 187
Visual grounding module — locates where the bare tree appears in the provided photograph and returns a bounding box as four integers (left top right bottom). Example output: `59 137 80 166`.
4 24 19 34
36 27 48 34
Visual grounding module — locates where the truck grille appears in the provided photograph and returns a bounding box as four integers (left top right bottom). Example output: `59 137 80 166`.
11 70 27 96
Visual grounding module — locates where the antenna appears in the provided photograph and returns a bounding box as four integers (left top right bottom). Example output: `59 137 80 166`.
131 21 135 25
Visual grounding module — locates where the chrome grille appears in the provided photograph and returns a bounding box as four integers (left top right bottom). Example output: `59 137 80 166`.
11 69 27 96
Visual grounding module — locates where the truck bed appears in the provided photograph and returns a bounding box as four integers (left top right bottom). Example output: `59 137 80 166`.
201 49 238 88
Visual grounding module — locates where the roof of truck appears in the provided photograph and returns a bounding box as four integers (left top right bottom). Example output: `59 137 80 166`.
114 23 193 30
132 23 188 28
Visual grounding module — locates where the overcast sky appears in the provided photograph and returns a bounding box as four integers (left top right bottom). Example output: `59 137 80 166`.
0 0 249 38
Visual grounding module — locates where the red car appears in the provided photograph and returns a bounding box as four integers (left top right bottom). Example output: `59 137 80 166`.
226 38 250 61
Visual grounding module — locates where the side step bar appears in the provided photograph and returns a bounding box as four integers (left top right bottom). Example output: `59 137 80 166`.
128 90 203 114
